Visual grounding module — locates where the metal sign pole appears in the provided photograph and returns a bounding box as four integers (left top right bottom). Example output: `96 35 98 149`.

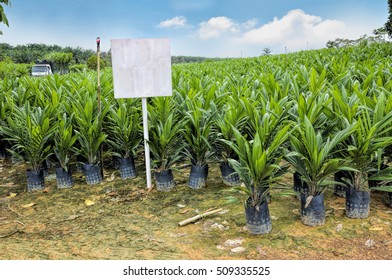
96 36 104 178
142 97 152 189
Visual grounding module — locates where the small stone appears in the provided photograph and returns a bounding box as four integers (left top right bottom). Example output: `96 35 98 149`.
231 247 246 253
271 216 278 221
292 209 300 215
210 223 225 230
203 220 214 231
176 204 186 208
365 239 375 248
336 224 343 232
224 238 245 247
256 246 267 256
216 245 225 250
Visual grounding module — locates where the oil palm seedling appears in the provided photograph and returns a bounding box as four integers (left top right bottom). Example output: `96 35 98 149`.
72 93 108 185
285 117 355 226
329 86 360 198
182 95 217 189
106 99 141 180
53 113 77 188
244 93 292 201
225 111 292 234
148 96 185 191
0 103 56 191
0 78 19 160
215 95 247 186
288 76 335 198
333 91 392 218
0 88 8 159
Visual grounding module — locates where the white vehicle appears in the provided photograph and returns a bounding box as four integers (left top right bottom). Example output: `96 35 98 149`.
31 64 53 77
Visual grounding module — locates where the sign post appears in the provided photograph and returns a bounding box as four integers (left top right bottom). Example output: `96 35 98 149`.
96 36 104 178
110 38 172 189
141 97 151 188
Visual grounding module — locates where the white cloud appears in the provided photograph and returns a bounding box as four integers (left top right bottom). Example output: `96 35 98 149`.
198 16 239 40
242 18 258 30
158 16 189 28
170 9 378 57
240 9 346 51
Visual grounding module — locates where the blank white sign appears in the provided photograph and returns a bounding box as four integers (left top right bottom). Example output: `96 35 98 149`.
111 38 172 98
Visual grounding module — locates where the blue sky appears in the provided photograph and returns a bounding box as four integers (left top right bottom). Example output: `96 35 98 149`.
0 0 388 57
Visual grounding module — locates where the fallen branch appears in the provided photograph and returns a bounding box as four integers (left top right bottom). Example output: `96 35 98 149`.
8 203 22 217
178 208 223 227
0 221 25 238
51 214 83 224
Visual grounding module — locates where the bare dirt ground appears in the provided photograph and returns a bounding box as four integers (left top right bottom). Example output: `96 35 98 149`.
1 157 392 260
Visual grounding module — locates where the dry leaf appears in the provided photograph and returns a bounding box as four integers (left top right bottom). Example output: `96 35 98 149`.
8 192 17 198
369 226 383 231
179 209 190 214
106 191 118 197
304 195 313 208
147 186 154 194
106 173 116 182
84 199 95 206
176 204 186 208
21 203 36 208
43 187 50 193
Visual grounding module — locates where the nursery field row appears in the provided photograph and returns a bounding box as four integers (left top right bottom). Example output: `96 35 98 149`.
1 41 392 234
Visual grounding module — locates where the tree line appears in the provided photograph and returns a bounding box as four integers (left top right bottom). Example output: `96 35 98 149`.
0 43 96 64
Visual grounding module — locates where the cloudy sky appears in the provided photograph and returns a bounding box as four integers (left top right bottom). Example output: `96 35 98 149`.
0 0 388 57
